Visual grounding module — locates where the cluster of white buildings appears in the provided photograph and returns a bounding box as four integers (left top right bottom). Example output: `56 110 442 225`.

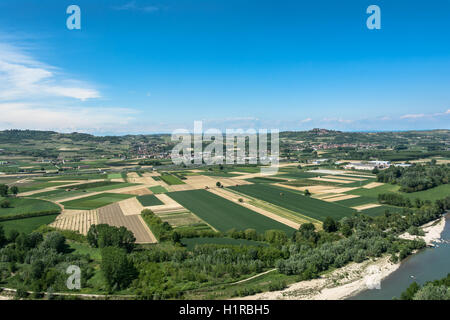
343 160 412 171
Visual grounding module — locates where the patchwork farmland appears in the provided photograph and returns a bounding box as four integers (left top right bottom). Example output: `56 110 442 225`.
60 193 134 210
167 189 295 234
229 184 356 221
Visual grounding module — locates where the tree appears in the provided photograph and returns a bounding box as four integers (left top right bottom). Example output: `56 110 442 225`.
264 230 288 244
216 181 222 188
41 232 68 253
101 247 137 291
0 184 8 197
340 223 353 237
0 225 6 248
88 224 135 253
171 231 181 243
304 189 311 197
400 282 420 300
0 200 11 208
10 186 19 196
413 284 450 300
244 228 258 241
323 217 338 233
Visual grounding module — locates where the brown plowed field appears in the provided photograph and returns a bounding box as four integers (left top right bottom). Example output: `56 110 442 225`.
98 203 157 243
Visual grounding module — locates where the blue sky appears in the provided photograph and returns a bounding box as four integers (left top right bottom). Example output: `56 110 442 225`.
0 0 449 134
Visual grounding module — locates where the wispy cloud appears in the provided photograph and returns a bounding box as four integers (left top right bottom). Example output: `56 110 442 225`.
0 41 133 134
400 113 426 119
0 102 137 133
112 1 160 13
0 43 100 101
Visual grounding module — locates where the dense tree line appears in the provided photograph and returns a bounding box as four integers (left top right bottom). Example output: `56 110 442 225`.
276 196 449 279
0 228 94 296
130 243 287 299
377 164 449 192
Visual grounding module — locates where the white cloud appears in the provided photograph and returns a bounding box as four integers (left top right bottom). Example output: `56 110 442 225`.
400 113 426 119
0 43 100 101
112 1 160 13
0 103 137 133
300 118 312 123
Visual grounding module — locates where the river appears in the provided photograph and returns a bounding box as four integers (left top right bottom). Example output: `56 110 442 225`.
350 214 450 300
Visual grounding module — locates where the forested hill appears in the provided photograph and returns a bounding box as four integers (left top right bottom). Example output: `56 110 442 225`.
0 130 125 144
280 129 450 146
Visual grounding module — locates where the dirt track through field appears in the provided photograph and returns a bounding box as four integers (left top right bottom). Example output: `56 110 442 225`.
98 203 157 243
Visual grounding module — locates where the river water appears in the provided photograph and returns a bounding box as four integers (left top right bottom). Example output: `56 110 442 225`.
350 214 450 300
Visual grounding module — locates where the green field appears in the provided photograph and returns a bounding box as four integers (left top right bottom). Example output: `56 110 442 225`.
15 181 72 193
400 184 450 202
275 171 322 179
56 181 137 192
136 194 164 206
36 173 107 181
0 214 59 234
346 183 449 202
0 197 61 217
60 193 134 210
230 184 356 221
160 174 185 185
168 190 295 234
148 186 168 194
86 183 136 192
245 177 287 184
334 196 377 207
181 237 268 250
57 181 123 190
107 173 122 179
345 183 400 198
27 189 91 201
200 171 241 177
